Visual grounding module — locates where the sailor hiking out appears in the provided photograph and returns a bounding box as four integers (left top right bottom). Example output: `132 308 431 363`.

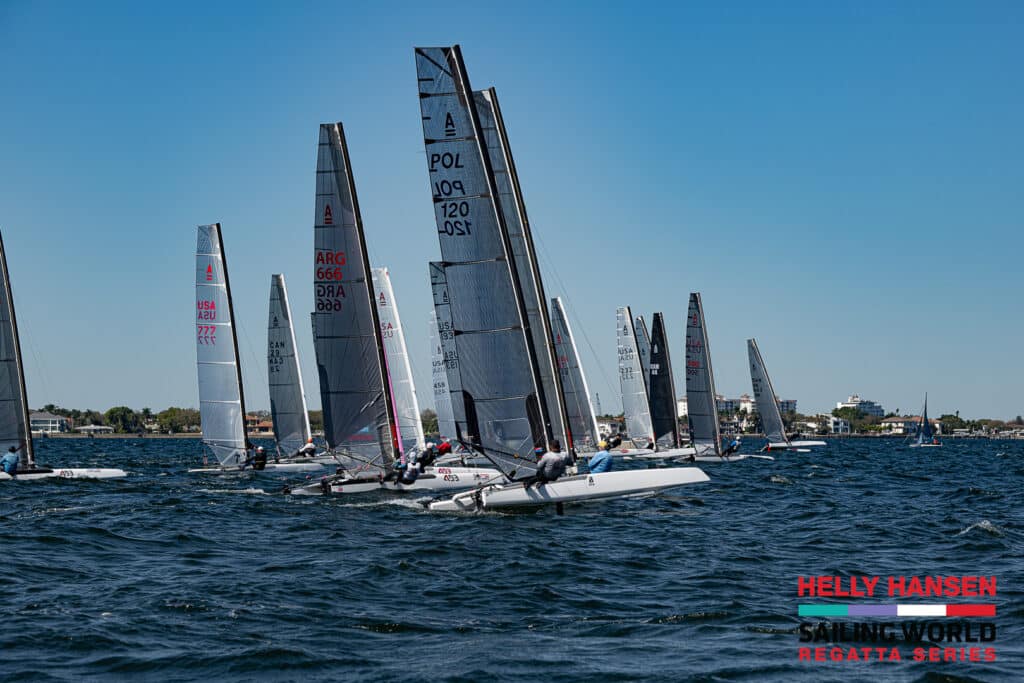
525 439 572 488
1 445 21 477
295 438 316 458
587 442 613 474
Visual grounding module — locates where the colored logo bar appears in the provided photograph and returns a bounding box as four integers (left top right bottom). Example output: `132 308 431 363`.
799 604 995 617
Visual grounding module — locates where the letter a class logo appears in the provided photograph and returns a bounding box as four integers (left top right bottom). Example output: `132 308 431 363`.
206 264 213 281
324 204 333 225
379 292 387 306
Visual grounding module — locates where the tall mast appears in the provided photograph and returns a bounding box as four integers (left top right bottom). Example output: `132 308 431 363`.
481 87 570 449
215 223 249 447
0 231 34 467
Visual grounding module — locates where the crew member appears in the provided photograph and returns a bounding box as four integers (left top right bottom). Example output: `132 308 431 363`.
252 446 268 470
417 442 439 470
1 445 21 477
397 453 420 485
526 439 570 488
588 441 613 474
722 438 740 457
437 439 453 457
296 438 317 458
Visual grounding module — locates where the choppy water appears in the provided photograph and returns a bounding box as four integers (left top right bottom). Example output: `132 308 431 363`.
1 437 1022 682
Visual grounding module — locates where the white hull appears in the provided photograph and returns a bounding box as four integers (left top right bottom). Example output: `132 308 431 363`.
630 449 773 463
288 466 505 496
429 467 710 512
766 440 827 450
909 443 942 448
188 457 334 474
0 467 127 481
609 447 655 457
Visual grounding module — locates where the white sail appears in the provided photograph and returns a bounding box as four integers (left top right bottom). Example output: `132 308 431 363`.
747 338 788 446
429 309 457 440
617 306 654 446
196 223 248 467
685 293 721 456
372 267 425 456
550 297 599 450
268 274 311 456
0 230 33 467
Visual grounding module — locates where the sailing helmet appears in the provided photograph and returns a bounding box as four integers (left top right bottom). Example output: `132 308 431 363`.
426 441 436 450
256 446 265 454
598 440 608 449
307 438 314 444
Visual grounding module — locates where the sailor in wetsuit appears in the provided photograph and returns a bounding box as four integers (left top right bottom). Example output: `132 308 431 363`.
1 445 22 477
722 438 741 457
252 446 268 470
295 438 317 458
525 440 571 488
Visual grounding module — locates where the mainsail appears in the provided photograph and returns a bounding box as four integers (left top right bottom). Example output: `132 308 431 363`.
416 45 545 479
917 394 934 443
648 312 681 449
550 297 599 450
635 314 652 395
0 230 34 467
428 309 457 440
617 306 654 446
747 338 788 445
195 223 248 467
473 87 568 449
312 123 396 474
685 293 722 456
372 267 425 456
268 274 311 456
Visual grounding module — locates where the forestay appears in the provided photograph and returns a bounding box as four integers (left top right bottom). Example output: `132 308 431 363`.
635 315 652 394
372 267 425 457
649 312 681 449
0 230 34 467
416 45 543 480
550 297 599 450
268 274 311 456
312 123 395 474
617 306 654 446
685 293 721 457
196 223 248 467
429 309 457 440
474 88 567 449
747 338 787 446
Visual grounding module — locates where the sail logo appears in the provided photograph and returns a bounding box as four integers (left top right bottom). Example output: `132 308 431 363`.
206 264 213 281
271 315 279 328
444 111 457 137
378 292 388 306
324 204 333 225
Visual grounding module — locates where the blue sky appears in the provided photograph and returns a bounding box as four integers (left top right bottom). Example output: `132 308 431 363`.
0 1 1020 419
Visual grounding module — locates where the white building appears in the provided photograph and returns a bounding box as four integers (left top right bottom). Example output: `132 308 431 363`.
76 425 114 435
825 415 851 434
29 411 70 434
679 394 797 416
836 394 884 417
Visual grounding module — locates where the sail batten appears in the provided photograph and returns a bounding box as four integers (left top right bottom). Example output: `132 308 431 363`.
648 312 681 449
312 123 396 473
685 293 721 456
195 223 248 467
268 274 311 457
747 339 788 446
617 306 654 446
0 230 34 466
416 45 545 479
550 297 599 450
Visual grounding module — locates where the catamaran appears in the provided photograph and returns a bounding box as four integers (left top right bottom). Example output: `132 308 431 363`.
0 229 125 481
266 274 334 468
682 293 768 463
414 45 709 511
747 338 825 452
908 393 941 448
192 225 322 474
287 123 502 495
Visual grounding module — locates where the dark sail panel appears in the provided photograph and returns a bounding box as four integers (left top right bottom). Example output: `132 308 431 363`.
648 312 681 449
685 293 721 456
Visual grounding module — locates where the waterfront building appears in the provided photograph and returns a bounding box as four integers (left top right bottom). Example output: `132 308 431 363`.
29 411 71 434
836 394 884 417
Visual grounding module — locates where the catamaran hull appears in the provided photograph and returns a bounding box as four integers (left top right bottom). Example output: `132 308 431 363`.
288 466 506 496
0 467 127 481
631 449 773 463
766 440 827 450
909 444 942 448
188 460 328 474
429 467 710 512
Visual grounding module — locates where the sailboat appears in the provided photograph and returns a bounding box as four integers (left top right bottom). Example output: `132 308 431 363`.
682 293 767 463
747 338 825 452
288 123 502 495
267 274 334 467
192 225 322 474
414 45 708 511
0 230 126 481
614 305 656 455
908 393 941 448
550 297 600 452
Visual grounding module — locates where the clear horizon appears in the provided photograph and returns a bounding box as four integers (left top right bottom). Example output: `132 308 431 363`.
1 2 1021 421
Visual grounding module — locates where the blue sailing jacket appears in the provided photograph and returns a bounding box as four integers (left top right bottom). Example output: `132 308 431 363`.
588 449 612 474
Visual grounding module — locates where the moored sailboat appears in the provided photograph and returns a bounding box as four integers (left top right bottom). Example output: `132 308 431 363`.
0 229 125 481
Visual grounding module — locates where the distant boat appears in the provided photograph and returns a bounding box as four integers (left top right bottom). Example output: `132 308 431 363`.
550 297 600 452
414 45 708 511
682 293 768 463
908 394 942 448
192 226 322 474
0 229 125 481
747 338 826 452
